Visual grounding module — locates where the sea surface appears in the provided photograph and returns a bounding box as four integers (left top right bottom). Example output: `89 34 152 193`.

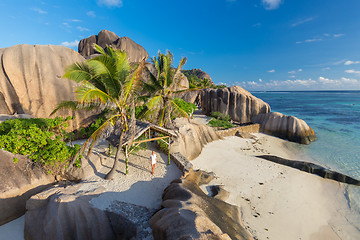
252 90 360 225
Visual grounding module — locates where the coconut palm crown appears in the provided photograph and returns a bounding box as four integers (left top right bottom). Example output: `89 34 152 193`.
141 50 189 127
51 44 145 179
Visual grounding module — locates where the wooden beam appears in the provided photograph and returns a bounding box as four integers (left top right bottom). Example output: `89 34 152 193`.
132 135 169 144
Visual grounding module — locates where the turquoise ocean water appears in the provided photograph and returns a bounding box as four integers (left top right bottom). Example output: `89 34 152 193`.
252 91 360 224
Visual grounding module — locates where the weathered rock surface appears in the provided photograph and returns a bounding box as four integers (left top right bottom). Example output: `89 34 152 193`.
252 112 317 144
0 44 95 130
78 29 149 62
0 149 54 225
149 170 253 240
202 86 270 124
257 155 360 186
25 183 154 240
173 89 202 105
171 118 221 160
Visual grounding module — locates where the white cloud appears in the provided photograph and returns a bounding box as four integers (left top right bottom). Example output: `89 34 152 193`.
288 69 302 74
61 40 79 48
305 38 322 43
334 33 344 38
258 78 262 82
345 69 360 75
262 0 283 10
268 69 275 73
30 7 47 14
291 17 313 27
70 19 81 22
289 75 296 78
241 76 360 90
97 0 123 7
344 60 360 65
87 11 96 17
77 26 90 32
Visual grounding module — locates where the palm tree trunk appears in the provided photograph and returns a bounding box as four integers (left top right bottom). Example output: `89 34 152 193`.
105 127 124 180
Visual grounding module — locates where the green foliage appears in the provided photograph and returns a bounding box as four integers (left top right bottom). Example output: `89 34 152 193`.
75 116 106 139
210 112 231 121
213 84 227 89
13 157 19 163
208 112 234 129
172 98 197 117
156 133 169 154
0 117 81 174
208 119 234 129
182 70 214 89
142 50 188 127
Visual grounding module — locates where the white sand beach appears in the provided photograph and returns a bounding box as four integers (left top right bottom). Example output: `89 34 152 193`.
192 134 360 240
2 128 360 240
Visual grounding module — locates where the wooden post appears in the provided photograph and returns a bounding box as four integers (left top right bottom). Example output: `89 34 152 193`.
125 145 129 175
168 137 171 165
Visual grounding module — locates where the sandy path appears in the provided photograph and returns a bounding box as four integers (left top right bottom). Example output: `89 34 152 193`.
191 134 360 240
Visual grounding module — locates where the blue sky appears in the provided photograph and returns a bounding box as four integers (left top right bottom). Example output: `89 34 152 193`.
1 0 360 91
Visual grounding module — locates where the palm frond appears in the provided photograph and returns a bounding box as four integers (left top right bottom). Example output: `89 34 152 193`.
170 100 190 119
93 44 107 56
63 62 93 83
82 114 123 157
50 101 101 116
87 57 120 97
123 60 145 102
75 81 112 104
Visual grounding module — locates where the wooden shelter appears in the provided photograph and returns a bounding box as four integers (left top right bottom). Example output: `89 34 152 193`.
107 120 177 174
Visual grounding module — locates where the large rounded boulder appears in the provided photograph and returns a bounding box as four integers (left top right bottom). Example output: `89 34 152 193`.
78 29 149 62
149 170 253 240
0 149 54 225
202 86 270 124
252 112 317 144
0 44 94 130
171 118 221 160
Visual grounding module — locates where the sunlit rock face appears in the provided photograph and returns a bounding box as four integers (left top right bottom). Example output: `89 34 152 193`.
252 112 317 144
149 170 254 240
0 44 95 130
202 86 271 124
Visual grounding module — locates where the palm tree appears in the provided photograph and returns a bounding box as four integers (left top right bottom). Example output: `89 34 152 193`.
140 50 189 127
51 44 145 179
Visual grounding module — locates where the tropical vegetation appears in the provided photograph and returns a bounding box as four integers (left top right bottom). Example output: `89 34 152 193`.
0 117 80 175
139 50 190 127
207 111 234 129
52 44 145 179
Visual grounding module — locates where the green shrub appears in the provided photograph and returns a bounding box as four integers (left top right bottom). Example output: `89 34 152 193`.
0 117 81 174
210 112 231 121
173 98 197 117
207 119 234 129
